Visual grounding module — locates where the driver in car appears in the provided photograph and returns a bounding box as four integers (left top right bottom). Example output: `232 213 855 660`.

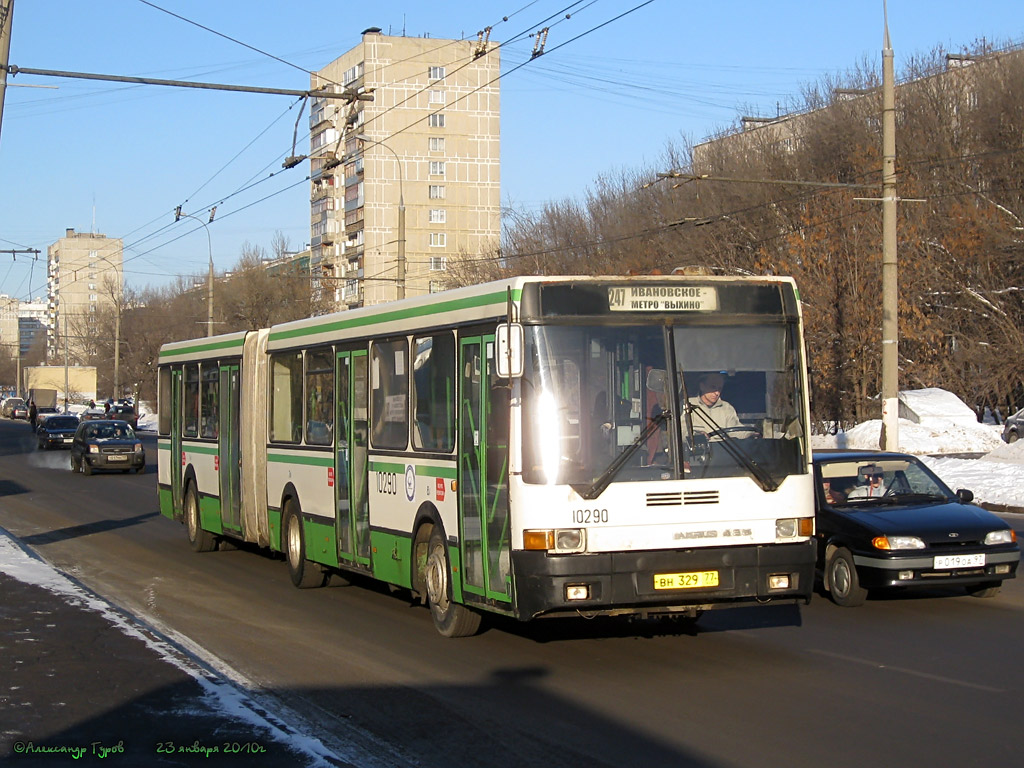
846 465 888 499
688 372 742 440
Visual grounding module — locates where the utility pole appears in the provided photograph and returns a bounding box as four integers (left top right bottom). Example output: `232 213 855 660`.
880 3 899 450
0 0 15 150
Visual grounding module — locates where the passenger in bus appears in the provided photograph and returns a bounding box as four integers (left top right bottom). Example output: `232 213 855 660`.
687 372 741 439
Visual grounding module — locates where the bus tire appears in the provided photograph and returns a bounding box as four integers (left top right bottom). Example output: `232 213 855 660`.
827 547 867 607
425 526 481 638
185 484 217 553
284 501 327 589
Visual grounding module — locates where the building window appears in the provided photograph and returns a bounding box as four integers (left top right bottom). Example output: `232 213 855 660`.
429 233 447 248
428 185 446 200
428 66 446 80
429 137 445 152
428 113 445 128
429 209 446 224
429 161 446 176
429 90 446 104
429 256 448 271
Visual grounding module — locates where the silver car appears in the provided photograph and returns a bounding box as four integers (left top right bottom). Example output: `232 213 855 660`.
1003 408 1024 443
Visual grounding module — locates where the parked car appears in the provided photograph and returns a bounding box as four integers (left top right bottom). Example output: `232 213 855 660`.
69 419 146 475
813 450 1020 606
107 404 138 430
37 415 80 449
10 401 28 420
1002 408 1024 443
3 396 25 418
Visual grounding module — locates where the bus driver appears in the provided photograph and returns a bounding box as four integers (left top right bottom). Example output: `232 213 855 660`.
688 372 741 439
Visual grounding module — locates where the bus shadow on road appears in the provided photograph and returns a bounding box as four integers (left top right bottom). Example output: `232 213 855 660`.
0 479 31 497
20 512 160 547
485 601 804 642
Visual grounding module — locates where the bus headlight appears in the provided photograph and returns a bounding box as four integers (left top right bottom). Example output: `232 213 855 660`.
555 528 585 552
524 528 586 553
776 518 814 538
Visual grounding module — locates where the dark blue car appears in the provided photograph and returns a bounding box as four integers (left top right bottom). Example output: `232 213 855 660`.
813 450 1019 606
36 414 80 450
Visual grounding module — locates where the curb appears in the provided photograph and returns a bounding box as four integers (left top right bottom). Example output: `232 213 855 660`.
979 502 1024 516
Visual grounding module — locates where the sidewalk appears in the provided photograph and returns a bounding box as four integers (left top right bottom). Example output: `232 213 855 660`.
0 534 344 767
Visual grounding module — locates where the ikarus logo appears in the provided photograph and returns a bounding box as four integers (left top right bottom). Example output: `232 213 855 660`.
405 464 416 502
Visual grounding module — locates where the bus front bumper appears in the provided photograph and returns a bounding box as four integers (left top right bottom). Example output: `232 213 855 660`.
510 540 816 620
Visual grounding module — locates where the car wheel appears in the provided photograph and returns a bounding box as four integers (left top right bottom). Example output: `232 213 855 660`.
966 582 1001 598
185 484 217 553
284 500 327 589
1008 431 1019 444
827 547 868 607
82 459 93 476
425 525 482 637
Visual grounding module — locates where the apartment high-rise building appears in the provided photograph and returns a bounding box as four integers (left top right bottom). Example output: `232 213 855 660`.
47 228 123 363
310 28 501 309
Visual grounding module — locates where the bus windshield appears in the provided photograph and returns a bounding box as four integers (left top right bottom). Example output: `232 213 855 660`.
521 322 807 487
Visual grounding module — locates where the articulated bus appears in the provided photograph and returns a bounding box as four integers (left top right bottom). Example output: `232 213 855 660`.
157 276 816 637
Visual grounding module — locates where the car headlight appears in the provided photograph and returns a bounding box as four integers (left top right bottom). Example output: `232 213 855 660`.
88 445 100 454
872 535 926 550
985 530 1016 545
134 443 143 452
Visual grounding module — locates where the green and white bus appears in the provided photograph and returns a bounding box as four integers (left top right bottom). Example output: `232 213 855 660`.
157 275 816 637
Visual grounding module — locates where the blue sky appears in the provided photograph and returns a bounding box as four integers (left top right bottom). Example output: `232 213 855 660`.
0 1 1021 299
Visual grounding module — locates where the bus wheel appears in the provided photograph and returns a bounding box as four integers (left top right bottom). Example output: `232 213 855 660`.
185 485 217 553
284 502 327 589
425 526 481 638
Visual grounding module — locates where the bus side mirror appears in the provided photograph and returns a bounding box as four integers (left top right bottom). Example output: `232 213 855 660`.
496 323 524 378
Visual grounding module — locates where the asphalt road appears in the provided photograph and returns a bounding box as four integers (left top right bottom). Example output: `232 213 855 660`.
1 416 1022 768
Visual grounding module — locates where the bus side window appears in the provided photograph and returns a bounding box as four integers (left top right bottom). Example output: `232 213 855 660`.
412 333 456 452
371 339 409 450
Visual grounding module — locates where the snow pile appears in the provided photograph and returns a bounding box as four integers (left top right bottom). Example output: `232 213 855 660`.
898 387 978 428
923 454 1024 507
811 417 1003 455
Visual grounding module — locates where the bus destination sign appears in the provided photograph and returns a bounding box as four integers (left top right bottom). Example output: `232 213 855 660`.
607 285 718 312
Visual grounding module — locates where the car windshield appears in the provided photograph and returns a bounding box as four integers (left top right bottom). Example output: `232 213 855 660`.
47 417 79 429
817 456 954 506
87 424 135 440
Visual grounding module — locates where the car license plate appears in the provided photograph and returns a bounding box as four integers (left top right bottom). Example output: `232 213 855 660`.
63 437 73 443
107 455 128 462
653 570 719 590
934 553 985 569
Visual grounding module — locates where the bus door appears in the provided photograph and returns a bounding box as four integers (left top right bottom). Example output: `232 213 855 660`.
218 363 241 531
459 336 512 604
336 349 371 568
170 368 183 513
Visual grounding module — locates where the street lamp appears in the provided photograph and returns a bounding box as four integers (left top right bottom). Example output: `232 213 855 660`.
175 206 216 336
353 133 405 300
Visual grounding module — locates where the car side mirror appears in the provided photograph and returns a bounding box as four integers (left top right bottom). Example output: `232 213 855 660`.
955 488 974 503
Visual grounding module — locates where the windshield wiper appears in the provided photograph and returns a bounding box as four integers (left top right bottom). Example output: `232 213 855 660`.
574 410 671 501
686 403 779 492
